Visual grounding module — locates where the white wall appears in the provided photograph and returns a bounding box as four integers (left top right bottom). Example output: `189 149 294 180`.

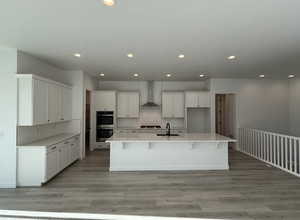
209 79 290 140
17 51 69 84
0 47 17 188
289 78 300 136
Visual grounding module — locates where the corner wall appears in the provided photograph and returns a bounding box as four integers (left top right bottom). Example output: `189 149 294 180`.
289 78 300 136
0 47 17 188
210 78 290 140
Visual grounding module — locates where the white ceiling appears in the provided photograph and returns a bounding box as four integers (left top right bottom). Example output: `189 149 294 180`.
1 0 300 80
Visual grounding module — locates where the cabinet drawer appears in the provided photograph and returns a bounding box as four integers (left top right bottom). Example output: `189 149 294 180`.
47 145 58 154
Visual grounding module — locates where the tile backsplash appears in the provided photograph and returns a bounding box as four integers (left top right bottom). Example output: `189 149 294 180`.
17 120 81 145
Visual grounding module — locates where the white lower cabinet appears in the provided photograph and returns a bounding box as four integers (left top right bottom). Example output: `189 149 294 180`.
46 145 59 180
17 135 80 187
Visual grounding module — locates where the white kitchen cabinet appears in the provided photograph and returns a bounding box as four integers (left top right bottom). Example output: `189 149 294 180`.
48 83 60 123
17 134 80 186
60 87 72 121
17 74 73 126
117 92 140 118
18 77 49 126
70 136 80 163
33 79 48 125
93 90 116 111
162 92 184 118
58 141 70 170
185 91 211 108
46 145 59 180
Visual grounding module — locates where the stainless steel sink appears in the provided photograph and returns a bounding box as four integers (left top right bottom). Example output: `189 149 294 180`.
157 134 179 136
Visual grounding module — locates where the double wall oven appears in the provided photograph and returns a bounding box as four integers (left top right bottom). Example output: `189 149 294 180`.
96 111 114 142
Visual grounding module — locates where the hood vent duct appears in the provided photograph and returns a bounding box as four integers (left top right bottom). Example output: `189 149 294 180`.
142 81 159 107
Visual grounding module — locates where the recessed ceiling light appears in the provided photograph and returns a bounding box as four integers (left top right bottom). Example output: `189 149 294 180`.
99 73 105 77
103 0 115 6
259 74 265 78
288 74 295 78
127 53 134 58
74 53 81 58
133 73 139 77
199 74 205 78
178 54 185 59
166 73 172 78
227 55 236 60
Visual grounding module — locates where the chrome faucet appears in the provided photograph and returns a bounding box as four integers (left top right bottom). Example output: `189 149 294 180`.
166 122 171 136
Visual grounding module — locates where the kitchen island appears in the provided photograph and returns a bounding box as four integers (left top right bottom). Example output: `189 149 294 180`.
107 133 236 171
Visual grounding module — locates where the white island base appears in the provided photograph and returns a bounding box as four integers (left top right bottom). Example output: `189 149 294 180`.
108 133 235 171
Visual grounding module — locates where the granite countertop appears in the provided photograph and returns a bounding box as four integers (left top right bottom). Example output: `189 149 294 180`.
18 133 80 148
107 133 236 143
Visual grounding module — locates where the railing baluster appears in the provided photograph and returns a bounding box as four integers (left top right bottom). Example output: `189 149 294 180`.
264 132 267 161
298 139 300 174
290 138 292 171
276 136 280 166
294 139 297 173
280 137 284 168
285 137 288 169
270 134 274 163
266 134 270 161
238 128 300 178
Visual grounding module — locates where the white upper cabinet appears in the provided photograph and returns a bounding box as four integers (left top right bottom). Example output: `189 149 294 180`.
17 74 73 126
48 83 60 123
18 77 49 126
33 79 48 125
162 92 184 118
185 91 211 108
60 86 72 121
117 92 140 118
93 90 116 111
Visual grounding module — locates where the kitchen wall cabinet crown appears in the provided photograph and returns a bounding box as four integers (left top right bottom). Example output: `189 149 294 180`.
162 91 184 118
17 74 73 126
117 91 140 118
93 90 116 111
185 91 211 108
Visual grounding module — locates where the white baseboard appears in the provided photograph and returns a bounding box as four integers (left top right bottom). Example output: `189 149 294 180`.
110 164 229 171
0 183 16 189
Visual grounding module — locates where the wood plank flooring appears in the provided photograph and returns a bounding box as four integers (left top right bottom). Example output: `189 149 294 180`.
1 149 300 220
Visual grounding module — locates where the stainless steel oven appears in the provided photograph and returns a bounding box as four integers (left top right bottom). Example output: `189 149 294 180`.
96 111 114 143
97 111 114 125
96 127 114 142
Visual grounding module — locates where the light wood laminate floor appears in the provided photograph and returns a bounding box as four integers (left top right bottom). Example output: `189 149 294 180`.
1 149 300 220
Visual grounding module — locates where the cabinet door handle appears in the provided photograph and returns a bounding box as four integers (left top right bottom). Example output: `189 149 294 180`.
51 146 57 150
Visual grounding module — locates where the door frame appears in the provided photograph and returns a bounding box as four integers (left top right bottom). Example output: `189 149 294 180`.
83 89 92 157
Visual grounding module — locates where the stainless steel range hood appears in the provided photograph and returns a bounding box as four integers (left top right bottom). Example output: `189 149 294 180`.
142 81 160 107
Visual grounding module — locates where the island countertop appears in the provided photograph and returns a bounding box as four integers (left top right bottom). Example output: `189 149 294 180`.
107 132 236 143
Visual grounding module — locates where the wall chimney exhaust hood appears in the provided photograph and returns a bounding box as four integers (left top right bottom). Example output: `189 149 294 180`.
142 81 160 108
